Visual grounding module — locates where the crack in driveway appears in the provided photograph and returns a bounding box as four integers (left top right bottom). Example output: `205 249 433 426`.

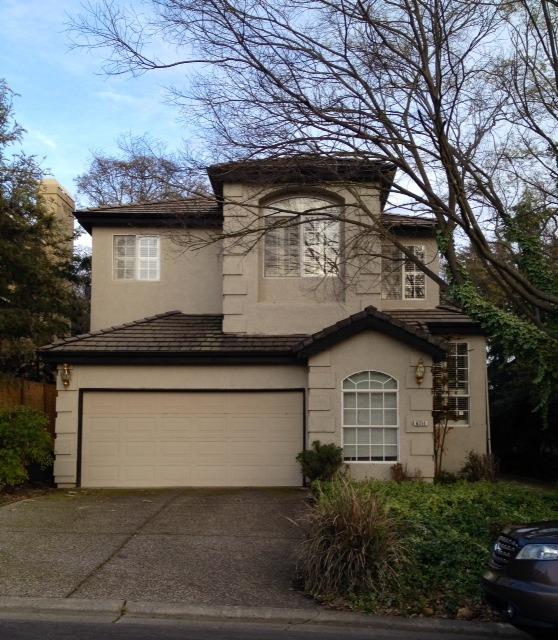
64 492 181 598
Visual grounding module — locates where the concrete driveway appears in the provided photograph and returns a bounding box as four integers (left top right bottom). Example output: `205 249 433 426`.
0 488 315 608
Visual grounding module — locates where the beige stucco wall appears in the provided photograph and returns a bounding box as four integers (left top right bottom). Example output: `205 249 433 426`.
307 330 437 480
53 363 307 487
306 331 488 481
90 227 222 330
441 335 490 473
221 181 440 335
53 336 487 487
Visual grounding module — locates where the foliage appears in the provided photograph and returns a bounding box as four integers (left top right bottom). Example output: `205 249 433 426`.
0 407 53 490
451 191 558 421
298 477 409 599
390 463 409 483
306 479 558 616
459 451 497 483
296 440 344 483
75 133 207 207
0 80 86 379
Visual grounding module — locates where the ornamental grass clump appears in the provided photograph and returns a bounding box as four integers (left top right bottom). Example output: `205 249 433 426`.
298 477 408 599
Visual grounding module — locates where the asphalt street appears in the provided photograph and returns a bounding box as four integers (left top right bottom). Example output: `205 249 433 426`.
0 613 530 640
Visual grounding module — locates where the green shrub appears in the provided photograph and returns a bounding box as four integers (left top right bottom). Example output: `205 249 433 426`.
298 476 409 598
296 440 343 482
0 407 53 490
460 450 497 482
303 479 558 616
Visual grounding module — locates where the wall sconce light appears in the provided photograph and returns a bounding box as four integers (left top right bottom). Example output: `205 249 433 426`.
60 363 72 388
415 359 426 385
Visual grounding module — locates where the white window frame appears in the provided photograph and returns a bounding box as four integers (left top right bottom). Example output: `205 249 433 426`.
403 245 426 300
447 341 471 427
381 244 427 300
113 234 160 282
263 197 341 278
341 370 399 464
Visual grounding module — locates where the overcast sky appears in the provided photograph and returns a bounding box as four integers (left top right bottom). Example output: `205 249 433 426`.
0 0 194 206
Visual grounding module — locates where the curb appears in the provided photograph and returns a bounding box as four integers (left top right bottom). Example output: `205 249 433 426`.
0 596 523 637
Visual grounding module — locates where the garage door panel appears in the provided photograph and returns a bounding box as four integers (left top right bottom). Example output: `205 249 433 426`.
226 393 297 414
86 465 119 484
123 441 156 460
86 417 120 440
86 441 119 459
121 417 157 439
157 441 193 459
82 391 303 488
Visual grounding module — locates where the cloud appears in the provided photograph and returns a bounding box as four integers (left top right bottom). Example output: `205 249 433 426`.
27 128 57 150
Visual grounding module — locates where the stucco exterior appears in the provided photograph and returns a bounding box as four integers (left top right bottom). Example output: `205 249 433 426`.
53 363 307 487
90 227 223 330
440 335 490 472
221 182 440 335
53 332 488 487
47 158 489 488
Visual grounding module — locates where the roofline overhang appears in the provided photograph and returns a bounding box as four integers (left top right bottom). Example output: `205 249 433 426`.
74 213 224 235
39 351 302 366
425 322 485 336
294 308 448 360
207 156 397 209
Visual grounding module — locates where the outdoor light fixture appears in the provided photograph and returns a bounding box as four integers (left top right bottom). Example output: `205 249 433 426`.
415 359 426 385
60 363 72 388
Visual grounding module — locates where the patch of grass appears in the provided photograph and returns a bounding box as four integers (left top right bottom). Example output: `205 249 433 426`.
302 479 558 617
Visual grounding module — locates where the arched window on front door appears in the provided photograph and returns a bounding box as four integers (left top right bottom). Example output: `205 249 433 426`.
342 371 399 462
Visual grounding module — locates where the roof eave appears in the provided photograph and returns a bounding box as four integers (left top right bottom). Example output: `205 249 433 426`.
74 213 224 235
39 350 302 365
295 310 448 360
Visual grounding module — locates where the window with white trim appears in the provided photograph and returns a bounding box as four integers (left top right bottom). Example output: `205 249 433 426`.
264 197 340 277
113 235 160 281
381 244 426 299
447 342 470 425
342 371 398 462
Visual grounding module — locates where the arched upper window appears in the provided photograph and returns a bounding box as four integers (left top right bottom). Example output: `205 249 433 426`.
342 371 399 462
263 196 340 277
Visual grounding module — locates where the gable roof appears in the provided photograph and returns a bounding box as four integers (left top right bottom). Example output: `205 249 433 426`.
37 305 480 365
294 306 448 359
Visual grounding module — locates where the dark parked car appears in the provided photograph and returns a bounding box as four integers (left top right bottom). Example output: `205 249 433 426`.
483 522 558 638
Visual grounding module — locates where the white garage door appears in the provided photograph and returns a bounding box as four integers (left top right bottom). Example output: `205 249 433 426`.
81 391 303 488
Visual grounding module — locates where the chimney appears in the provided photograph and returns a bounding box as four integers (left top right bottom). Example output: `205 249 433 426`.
39 179 75 253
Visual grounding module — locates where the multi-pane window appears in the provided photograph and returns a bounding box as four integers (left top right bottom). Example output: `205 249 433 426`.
264 197 340 277
342 371 398 462
447 342 470 425
113 235 160 281
381 244 426 299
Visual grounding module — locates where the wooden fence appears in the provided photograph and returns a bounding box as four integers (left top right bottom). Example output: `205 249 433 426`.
0 376 57 436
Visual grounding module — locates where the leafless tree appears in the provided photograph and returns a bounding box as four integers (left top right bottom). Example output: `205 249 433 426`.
70 0 558 328
75 133 208 207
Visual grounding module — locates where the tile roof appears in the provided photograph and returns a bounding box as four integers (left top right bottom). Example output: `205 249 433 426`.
293 306 448 359
40 312 305 361
75 195 436 235
389 306 483 334
75 198 223 233
40 305 480 364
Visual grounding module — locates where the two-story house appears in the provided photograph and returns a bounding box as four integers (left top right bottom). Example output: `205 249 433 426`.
41 157 489 488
